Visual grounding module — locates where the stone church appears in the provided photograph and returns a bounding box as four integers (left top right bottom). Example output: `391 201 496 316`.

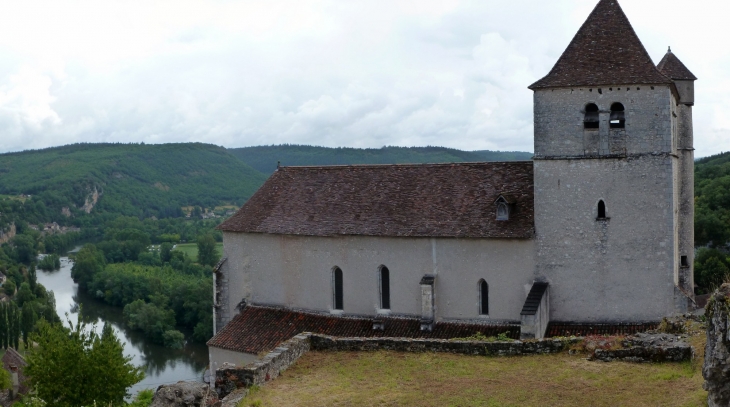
208 0 697 367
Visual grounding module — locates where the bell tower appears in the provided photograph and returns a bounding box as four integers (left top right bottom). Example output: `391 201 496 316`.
529 0 695 322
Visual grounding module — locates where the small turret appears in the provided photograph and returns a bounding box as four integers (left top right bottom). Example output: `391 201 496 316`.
657 47 697 105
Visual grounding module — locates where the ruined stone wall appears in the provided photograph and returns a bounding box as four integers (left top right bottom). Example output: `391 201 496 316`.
215 333 311 399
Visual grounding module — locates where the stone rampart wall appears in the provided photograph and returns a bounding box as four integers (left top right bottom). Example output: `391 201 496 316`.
309 334 577 356
215 333 310 399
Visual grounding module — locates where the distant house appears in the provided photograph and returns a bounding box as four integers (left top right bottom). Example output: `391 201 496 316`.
208 0 697 368
2 348 28 396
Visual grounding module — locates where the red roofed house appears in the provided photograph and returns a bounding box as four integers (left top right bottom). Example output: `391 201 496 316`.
208 0 697 368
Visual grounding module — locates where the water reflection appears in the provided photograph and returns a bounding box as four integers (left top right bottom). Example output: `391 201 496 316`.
36 257 208 394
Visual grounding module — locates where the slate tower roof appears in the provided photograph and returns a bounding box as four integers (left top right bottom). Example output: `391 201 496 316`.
657 48 697 81
529 0 671 89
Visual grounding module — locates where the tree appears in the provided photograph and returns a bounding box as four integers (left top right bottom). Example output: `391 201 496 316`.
12 234 36 265
16 282 35 308
21 303 37 344
24 318 144 407
123 299 180 346
196 234 218 267
70 244 105 290
160 242 173 263
2 280 15 296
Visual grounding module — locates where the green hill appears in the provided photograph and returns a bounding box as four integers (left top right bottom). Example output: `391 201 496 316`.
695 152 730 247
228 145 533 174
0 143 267 223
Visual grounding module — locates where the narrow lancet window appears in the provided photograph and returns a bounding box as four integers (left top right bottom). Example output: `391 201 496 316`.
333 267 343 310
584 103 599 129
380 266 390 310
597 200 606 219
479 280 489 315
610 103 625 129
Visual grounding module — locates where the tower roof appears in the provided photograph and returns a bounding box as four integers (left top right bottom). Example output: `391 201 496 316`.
529 0 671 89
657 48 697 81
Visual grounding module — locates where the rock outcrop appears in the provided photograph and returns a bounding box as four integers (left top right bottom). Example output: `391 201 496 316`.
81 187 101 214
703 284 730 406
0 223 16 245
150 382 218 407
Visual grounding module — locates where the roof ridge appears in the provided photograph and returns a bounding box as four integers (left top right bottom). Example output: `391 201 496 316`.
529 0 671 89
276 161 534 170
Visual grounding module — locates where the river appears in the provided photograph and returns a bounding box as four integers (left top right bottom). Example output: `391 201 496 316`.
36 256 209 395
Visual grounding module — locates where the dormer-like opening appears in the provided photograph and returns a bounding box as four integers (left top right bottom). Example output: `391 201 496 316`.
610 103 625 129
584 103 599 129
597 200 607 220
494 195 513 221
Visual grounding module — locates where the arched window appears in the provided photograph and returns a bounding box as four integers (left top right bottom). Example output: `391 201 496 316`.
333 267 343 310
479 279 489 315
597 200 606 219
610 103 625 129
379 266 390 310
584 103 599 129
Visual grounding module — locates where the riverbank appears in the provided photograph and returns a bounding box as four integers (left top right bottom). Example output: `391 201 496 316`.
36 257 209 395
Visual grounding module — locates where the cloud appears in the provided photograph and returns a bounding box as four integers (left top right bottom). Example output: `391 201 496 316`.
0 0 725 156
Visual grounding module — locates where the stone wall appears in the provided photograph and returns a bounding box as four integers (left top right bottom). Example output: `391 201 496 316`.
309 334 578 356
533 155 682 321
533 85 675 158
215 333 311 399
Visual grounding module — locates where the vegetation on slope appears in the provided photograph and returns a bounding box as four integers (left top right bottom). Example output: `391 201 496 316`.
229 144 533 174
0 143 267 222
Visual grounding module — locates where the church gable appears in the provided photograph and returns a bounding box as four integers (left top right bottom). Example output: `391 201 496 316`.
218 162 534 239
529 0 671 89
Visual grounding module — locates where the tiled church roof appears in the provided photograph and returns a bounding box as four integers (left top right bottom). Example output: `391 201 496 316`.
218 162 534 239
529 0 671 89
207 305 520 354
657 49 697 81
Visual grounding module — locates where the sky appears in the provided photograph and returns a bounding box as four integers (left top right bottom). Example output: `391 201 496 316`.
0 0 726 157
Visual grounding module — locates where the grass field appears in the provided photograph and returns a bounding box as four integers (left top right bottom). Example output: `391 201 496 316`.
239 332 708 407
172 242 223 263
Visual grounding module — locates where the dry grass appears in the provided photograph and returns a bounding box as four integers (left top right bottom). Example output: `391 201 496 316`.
239 342 708 407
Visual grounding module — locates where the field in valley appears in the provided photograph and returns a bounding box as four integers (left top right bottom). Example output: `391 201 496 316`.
173 242 223 263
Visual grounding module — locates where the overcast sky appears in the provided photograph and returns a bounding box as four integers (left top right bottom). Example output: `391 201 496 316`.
0 0 726 157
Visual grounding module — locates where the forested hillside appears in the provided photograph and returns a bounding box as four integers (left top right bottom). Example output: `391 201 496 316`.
685 151 730 292
229 145 533 174
0 143 267 223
